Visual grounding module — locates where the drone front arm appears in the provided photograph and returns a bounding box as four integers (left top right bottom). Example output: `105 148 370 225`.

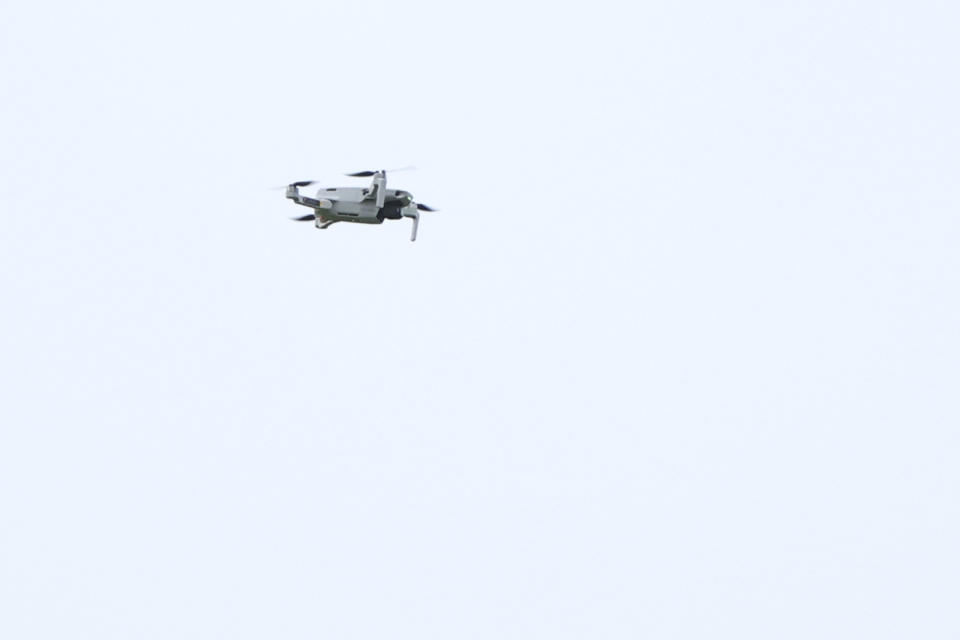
366 172 387 208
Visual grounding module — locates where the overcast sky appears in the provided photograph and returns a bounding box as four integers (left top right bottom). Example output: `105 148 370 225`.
1 1 958 638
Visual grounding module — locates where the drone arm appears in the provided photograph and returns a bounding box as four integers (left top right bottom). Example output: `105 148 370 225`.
362 172 387 208
285 184 319 208
375 177 387 208
285 185 332 210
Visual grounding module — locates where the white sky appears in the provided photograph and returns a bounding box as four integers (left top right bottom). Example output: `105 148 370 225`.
1 1 958 637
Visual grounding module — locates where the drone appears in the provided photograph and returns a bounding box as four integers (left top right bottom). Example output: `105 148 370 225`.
285 169 436 241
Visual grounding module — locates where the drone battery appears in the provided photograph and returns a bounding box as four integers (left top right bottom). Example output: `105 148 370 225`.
331 201 382 224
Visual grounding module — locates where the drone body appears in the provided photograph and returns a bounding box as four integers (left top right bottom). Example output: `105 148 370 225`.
286 170 435 241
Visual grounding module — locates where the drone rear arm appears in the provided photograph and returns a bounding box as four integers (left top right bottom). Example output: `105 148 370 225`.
286 185 331 210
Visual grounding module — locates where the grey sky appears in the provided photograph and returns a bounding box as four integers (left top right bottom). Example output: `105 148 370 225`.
1 1 958 637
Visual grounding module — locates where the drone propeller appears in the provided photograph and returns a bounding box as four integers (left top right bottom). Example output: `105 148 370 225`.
345 165 417 177
416 203 437 212
270 180 319 190
291 214 316 222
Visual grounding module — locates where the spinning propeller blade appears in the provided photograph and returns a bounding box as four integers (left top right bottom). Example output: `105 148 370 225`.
270 180 318 190
346 165 417 178
279 167 417 188
291 214 315 222
416 203 437 212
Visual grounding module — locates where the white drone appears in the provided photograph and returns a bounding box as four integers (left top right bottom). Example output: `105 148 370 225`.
285 169 436 241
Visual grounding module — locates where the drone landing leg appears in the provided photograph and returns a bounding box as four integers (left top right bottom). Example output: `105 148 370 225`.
409 214 419 241
400 209 420 241
317 219 339 230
